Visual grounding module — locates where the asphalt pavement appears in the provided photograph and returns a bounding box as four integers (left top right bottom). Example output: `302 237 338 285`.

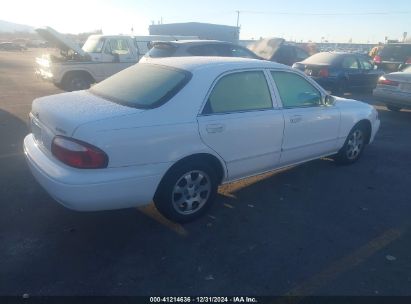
1 50 411 298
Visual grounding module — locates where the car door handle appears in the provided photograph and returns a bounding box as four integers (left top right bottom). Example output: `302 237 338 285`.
206 124 225 133
290 115 303 123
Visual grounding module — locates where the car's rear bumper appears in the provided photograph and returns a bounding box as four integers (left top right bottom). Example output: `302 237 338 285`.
24 134 166 211
373 87 411 109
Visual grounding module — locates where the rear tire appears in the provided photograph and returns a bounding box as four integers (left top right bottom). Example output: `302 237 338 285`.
154 162 218 223
334 123 367 165
386 105 401 112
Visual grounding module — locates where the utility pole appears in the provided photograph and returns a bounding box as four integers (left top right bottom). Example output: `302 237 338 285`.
236 10 240 28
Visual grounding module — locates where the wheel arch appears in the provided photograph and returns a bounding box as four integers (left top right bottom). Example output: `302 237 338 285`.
156 153 227 196
61 69 96 85
354 119 372 144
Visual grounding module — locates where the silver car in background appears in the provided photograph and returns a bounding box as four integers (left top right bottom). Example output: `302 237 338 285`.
373 66 411 111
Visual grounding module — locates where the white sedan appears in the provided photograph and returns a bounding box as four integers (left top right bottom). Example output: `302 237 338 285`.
24 57 380 222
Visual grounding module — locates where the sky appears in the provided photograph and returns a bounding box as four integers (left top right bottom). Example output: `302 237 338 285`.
1 0 410 43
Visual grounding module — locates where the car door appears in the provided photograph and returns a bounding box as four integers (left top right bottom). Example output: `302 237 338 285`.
341 55 362 89
358 56 381 88
270 70 340 166
197 70 284 181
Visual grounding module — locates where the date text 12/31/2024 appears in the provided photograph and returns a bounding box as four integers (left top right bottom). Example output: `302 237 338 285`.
149 297 258 303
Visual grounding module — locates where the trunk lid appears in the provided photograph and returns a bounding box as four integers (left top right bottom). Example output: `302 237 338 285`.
31 91 143 150
36 26 87 57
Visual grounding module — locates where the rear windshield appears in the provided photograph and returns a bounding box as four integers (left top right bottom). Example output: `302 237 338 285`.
146 43 177 58
379 45 411 60
90 64 191 109
302 52 341 65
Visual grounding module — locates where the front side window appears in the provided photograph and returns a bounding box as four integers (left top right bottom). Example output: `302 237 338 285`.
82 37 105 53
342 56 359 69
90 64 191 109
203 71 272 114
109 39 131 55
359 57 373 70
271 71 322 108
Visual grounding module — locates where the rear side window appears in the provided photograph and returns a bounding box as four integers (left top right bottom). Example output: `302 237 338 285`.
271 71 322 108
90 64 191 109
342 56 359 69
203 71 272 114
147 43 177 57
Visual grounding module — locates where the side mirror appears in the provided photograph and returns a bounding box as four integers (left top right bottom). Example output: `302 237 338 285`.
324 95 335 106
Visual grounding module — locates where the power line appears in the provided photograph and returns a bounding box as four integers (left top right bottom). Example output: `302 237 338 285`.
237 10 411 16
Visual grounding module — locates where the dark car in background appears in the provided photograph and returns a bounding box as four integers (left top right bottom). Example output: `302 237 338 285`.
248 37 309 66
373 43 411 72
293 52 384 95
143 40 260 60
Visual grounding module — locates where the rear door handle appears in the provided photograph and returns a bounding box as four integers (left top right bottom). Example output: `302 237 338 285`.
206 124 225 133
290 115 303 123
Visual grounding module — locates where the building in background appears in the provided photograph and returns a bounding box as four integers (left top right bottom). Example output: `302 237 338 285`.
149 22 239 43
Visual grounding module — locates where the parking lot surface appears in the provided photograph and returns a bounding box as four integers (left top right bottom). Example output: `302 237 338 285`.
1 50 411 297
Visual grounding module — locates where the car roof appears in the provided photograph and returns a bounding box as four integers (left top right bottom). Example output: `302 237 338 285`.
141 56 287 72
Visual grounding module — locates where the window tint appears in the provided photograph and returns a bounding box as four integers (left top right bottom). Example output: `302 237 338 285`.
188 44 231 56
273 45 295 62
380 45 411 60
342 56 359 69
295 47 309 60
187 44 219 56
271 71 322 108
358 57 373 70
109 39 131 55
82 37 105 53
204 71 272 114
230 46 257 58
90 64 191 109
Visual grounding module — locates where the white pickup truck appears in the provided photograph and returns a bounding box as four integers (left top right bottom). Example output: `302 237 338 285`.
35 27 197 91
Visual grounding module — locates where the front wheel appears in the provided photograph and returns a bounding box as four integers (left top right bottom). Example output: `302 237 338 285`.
334 124 367 165
154 162 218 223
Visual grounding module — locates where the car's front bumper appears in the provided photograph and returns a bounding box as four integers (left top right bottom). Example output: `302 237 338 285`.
373 87 411 109
24 134 166 211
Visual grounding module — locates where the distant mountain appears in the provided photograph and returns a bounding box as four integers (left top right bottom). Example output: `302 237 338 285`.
0 20 35 33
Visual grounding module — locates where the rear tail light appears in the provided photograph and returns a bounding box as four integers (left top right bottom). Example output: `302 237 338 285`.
405 57 411 64
373 55 382 64
377 76 399 86
319 68 329 78
51 136 108 169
